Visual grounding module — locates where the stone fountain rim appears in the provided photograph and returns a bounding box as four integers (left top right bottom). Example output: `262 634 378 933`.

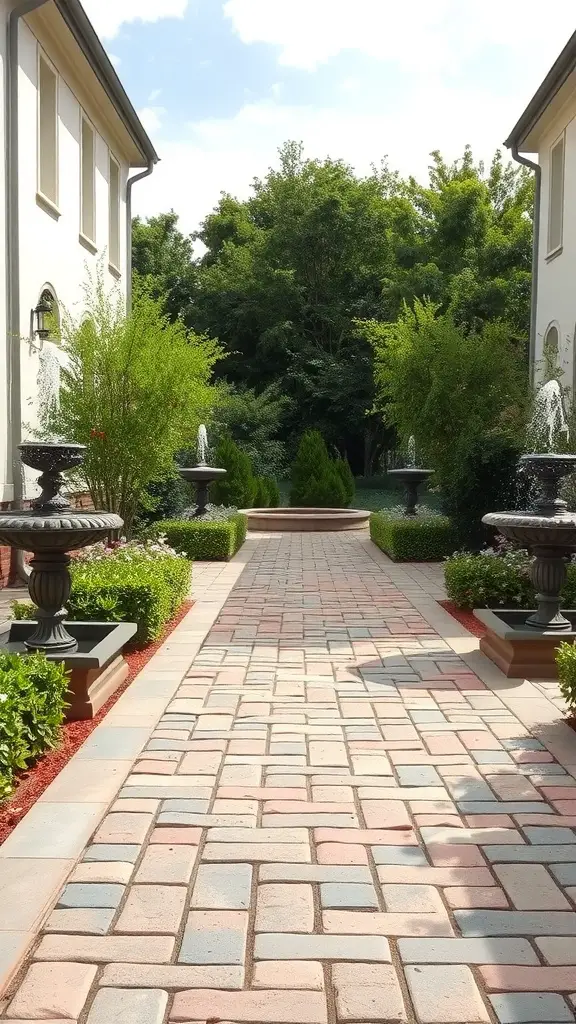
387 467 434 477
483 511 576 529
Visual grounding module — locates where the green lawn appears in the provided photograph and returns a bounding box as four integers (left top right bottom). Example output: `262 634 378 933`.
278 482 441 513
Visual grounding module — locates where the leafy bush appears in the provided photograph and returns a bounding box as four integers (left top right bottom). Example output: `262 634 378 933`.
365 300 528 492
444 550 534 609
556 642 576 715
211 436 256 508
0 653 69 800
335 458 355 506
153 514 247 562
371 509 456 562
43 273 221 536
444 547 576 610
13 551 191 647
441 433 527 550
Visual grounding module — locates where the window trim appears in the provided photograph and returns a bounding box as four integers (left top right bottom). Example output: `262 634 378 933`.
547 131 565 259
108 151 121 275
80 111 97 248
37 48 60 214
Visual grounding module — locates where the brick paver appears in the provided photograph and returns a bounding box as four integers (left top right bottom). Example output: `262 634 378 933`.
3 532 576 1023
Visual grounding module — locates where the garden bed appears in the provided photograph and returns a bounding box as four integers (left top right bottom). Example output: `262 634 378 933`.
439 600 487 639
0 599 193 846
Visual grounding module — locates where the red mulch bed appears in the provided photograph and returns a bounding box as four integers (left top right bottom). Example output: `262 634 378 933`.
440 600 487 639
0 600 194 846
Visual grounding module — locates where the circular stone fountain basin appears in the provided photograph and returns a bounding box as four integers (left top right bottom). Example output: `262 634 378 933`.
482 510 576 548
387 468 433 484
0 510 123 551
243 507 370 532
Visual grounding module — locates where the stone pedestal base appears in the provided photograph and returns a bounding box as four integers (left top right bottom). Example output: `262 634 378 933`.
66 655 130 721
474 608 576 679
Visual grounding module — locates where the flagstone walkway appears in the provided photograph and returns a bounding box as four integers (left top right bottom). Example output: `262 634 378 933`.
2 531 576 1024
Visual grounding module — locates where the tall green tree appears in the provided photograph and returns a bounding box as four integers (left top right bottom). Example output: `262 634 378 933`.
132 211 197 325
132 143 534 474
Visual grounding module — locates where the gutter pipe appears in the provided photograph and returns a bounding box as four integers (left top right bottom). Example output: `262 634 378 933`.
510 144 541 388
7 0 51 583
126 160 155 311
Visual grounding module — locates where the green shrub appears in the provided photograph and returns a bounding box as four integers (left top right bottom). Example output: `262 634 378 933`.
444 550 534 609
69 555 190 645
302 466 347 508
290 431 332 506
0 653 69 800
556 642 576 714
211 436 256 508
335 458 355 507
441 433 527 550
154 514 247 562
264 477 280 507
13 556 191 647
253 477 270 508
371 510 456 562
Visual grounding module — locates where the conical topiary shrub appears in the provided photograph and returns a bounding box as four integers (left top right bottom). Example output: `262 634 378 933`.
302 466 347 508
253 477 270 508
290 431 332 506
264 477 280 507
335 457 355 507
211 436 256 508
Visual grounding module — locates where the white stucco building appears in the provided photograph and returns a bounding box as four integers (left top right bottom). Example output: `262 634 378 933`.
506 31 576 393
0 0 157 507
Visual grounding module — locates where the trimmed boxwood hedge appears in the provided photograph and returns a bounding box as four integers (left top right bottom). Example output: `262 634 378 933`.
444 550 576 610
154 513 247 562
0 653 69 800
13 554 191 648
371 510 456 562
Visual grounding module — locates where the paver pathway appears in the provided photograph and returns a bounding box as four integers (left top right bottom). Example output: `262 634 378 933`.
3 531 576 1024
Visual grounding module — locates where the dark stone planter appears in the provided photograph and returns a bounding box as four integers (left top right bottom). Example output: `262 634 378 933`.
0 620 137 719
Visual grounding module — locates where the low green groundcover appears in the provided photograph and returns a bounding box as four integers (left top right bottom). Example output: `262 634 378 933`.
0 653 68 800
370 509 456 562
13 543 191 647
153 514 247 561
444 549 576 610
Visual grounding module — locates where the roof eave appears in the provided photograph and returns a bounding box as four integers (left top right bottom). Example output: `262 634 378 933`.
505 29 576 151
53 0 159 166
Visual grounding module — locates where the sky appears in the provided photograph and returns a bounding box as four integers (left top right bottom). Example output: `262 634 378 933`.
82 0 576 238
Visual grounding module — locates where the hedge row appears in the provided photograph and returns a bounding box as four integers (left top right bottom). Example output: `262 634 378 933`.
153 514 247 561
13 554 192 647
370 510 456 562
0 653 68 800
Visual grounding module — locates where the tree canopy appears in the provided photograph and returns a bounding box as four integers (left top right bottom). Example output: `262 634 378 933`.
132 141 534 474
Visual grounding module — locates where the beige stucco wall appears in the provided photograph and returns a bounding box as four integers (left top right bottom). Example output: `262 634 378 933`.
534 93 576 396
0 6 131 502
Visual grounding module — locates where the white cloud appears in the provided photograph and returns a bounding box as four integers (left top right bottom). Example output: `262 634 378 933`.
137 106 166 135
82 0 189 40
132 0 576 246
223 0 575 74
133 83 520 240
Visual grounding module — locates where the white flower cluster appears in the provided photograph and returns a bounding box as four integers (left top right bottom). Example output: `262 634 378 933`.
74 535 183 563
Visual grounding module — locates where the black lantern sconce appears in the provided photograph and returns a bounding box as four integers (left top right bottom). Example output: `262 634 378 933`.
33 293 52 341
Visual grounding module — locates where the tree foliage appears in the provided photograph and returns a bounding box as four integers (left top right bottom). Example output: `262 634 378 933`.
47 275 220 536
364 299 528 489
132 142 533 474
